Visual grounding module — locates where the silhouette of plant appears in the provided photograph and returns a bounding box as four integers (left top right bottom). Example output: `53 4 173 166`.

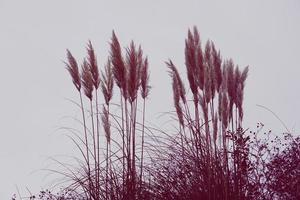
13 27 300 200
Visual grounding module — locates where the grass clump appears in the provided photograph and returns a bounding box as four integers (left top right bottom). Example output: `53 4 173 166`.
13 27 299 200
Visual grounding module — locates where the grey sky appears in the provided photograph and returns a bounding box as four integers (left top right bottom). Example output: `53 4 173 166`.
0 0 299 199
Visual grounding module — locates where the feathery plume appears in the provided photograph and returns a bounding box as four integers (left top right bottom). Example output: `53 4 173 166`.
211 42 222 92
234 66 241 104
172 73 184 126
101 105 111 143
204 63 212 103
193 26 200 46
237 66 249 121
140 57 150 99
204 40 217 100
240 66 249 88
65 50 81 91
197 43 205 91
185 28 198 97
110 31 127 97
126 41 142 103
226 59 235 120
101 59 114 105
220 62 228 92
236 84 244 121
167 60 185 126
166 60 186 103
81 59 94 100
191 26 205 91
86 40 100 89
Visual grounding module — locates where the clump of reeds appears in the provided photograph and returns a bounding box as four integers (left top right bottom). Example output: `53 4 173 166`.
38 27 299 200
149 26 251 200
63 31 150 200
63 27 253 200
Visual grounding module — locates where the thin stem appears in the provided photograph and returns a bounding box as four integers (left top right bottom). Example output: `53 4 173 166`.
95 89 100 200
132 98 138 199
124 97 131 197
79 92 92 200
120 91 125 196
139 98 146 188
89 100 97 199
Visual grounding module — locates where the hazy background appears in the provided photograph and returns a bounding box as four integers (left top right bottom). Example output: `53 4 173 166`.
0 0 299 199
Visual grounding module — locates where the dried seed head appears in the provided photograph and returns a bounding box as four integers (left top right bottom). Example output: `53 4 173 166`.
101 105 111 143
204 40 216 100
65 49 81 91
185 26 204 92
197 43 205 91
204 63 213 103
236 84 244 122
226 59 235 101
101 58 114 105
226 59 235 120
211 42 222 92
204 40 212 66
86 40 100 89
126 41 142 103
240 66 249 89
110 31 127 97
193 26 200 46
237 66 249 121
172 74 184 126
221 62 228 91
185 28 199 98
167 60 185 126
234 66 241 106
140 57 151 99
166 60 186 103
81 59 94 100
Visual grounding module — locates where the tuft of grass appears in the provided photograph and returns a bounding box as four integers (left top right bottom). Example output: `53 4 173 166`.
16 27 300 200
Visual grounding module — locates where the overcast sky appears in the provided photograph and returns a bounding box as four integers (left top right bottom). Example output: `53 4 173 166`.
0 0 299 199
